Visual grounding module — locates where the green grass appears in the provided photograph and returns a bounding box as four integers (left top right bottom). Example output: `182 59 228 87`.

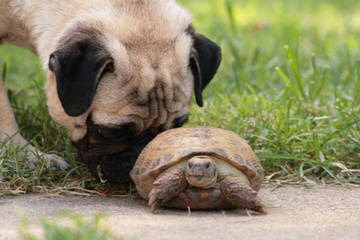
20 213 124 240
0 0 359 196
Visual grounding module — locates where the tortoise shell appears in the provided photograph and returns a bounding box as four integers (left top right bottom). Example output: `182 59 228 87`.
130 127 264 201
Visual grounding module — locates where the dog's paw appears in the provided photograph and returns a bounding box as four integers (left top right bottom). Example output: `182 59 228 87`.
42 153 70 170
26 149 69 170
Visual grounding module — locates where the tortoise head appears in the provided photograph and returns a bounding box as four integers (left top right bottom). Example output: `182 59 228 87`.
185 155 217 188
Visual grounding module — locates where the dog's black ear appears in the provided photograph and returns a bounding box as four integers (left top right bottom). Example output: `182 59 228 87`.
190 33 222 107
49 34 113 117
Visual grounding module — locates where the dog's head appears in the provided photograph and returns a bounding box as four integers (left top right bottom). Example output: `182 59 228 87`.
44 0 221 183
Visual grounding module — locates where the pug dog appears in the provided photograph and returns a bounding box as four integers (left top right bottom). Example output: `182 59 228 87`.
0 0 221 184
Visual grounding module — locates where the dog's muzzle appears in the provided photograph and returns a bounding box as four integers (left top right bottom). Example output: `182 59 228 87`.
73 124 156 185
72 115 189 185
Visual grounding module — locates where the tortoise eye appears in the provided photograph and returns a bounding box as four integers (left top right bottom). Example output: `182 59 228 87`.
205 162 210 169
188 162 193 168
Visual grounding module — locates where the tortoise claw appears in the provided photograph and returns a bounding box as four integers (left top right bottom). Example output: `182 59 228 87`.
249 203 267 215
148 189 161 213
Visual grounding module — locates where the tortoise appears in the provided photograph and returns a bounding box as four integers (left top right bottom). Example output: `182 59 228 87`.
130 127 266 214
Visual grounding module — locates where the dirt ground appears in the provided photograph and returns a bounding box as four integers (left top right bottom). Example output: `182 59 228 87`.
0 185 359 240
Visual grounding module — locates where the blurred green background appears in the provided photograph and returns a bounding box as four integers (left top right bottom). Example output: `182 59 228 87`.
0 0 359 194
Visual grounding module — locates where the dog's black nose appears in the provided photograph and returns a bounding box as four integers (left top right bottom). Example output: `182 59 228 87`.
89 120 138 143
99 123 136 140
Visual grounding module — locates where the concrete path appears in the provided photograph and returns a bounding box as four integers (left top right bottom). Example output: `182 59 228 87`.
0 185 359 240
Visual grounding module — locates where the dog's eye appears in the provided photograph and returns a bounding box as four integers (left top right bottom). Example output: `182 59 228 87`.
189 49 199 65
98 61 115 81
173 115 189 128
104 62 115 73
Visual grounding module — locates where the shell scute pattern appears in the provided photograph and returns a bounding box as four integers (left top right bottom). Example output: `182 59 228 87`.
150 158 161 169
208 148 228 158
163 154 175 164
233 154 252 169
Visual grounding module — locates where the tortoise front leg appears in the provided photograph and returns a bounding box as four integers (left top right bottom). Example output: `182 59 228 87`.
148 169 188 212
220 176 267 214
